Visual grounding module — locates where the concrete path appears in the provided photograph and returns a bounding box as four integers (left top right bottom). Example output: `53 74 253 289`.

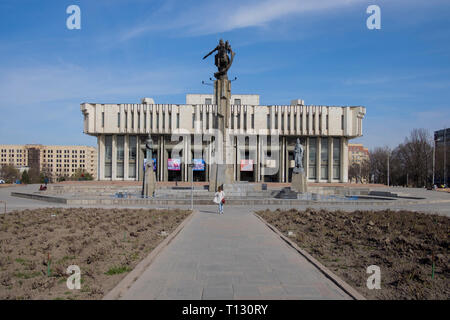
121 207 351 300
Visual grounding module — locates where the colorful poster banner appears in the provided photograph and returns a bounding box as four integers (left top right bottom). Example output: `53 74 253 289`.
168 158 181 171
144 158 157 172
240 159 254 171
192 159 205 171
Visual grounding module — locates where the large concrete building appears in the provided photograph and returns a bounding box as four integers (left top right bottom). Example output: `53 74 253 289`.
0 144 97 180
81 94 365 183
348 143 369 165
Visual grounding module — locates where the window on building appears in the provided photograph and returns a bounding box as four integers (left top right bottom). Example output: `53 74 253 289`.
321 138 328 180
117 113 120 128
169 112 172 131
333 138 341 179
326 115 329 130
176 113 180 129
312 114 315 131
192 112 196 129
281 113 285 131
156 113 159 130
162 112 165 130
234 99 241 105
150 112 153 129
251 113 254 129
117 136 124 178
267 114 270 130
319 114 322 131
131 112 134 129
341 115 344 130
129 136 136 178
144 111 147 130
102 112 105 127
138 112 141 129
309 138 317 180
105 135 112 178
244 112 247 131
237 113 240 130
205 98 212 105
287 114 291 131
294 114 297 131
206 111 210 129
275 113 278 130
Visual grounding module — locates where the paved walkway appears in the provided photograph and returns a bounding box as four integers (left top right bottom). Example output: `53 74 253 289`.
121 207 351 300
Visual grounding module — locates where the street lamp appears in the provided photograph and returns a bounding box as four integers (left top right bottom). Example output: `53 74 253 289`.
187 162 194 210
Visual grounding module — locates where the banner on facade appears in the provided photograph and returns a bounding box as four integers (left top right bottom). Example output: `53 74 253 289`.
192 159 205 171
168 158 181 171
240 159 254 171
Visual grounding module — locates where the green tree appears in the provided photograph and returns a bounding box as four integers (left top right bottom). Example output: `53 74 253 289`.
21 170 30 184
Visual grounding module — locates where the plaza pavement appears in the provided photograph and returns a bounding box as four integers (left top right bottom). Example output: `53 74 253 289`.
1 184 448 300
1 184 449 215
120 207 352 300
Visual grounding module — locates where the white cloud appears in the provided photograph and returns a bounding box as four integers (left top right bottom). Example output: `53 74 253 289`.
120 0 365 40
0 63 205 107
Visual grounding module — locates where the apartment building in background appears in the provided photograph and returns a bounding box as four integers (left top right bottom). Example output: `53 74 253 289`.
0 144 97 180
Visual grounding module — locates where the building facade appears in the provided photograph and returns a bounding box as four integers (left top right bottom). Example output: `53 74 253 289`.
81 94 365 183
348 144 369 165
0 144 97 180
434 128 449 185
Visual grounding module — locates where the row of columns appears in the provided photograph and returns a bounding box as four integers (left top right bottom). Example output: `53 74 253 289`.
97 134 348 183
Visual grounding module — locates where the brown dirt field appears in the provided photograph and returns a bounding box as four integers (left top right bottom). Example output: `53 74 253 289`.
0 208 191 300
256 208 449 300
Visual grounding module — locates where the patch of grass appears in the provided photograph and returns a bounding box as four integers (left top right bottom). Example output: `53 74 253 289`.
14 271 41 279
105 266 132 275
56 256 76 264
15 258 28 265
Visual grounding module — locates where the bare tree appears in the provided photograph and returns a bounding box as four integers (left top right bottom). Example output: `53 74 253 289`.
0 164 20 183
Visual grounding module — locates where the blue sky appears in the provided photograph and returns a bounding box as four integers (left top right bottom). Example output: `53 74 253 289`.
0 0 449 150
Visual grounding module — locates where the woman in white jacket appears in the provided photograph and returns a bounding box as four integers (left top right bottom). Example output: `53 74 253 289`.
213 185 225 214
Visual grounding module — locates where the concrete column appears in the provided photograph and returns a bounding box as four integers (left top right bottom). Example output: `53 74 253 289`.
341 138 349 183
163 136 168 182
135 136 139 181
316 137 321 182
98 136 104 180
111 135 117 180
290 108 295 134
256 135 260 182
305 137 309 180
279 136 284 182
124 135 129 180
328 137 333 183
285 137 289 183
186 135 191 182
236 136 241 182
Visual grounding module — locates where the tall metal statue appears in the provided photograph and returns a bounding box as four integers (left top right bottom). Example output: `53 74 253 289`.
293 138 304 174
203 39 235 80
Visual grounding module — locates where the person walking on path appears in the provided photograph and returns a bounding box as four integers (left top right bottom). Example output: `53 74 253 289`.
213 185 225 214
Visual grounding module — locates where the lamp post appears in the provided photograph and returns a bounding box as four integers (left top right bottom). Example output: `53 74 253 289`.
188 162 194 210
